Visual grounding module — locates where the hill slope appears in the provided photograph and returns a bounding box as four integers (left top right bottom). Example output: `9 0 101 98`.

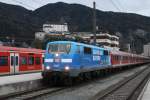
0 2 150 53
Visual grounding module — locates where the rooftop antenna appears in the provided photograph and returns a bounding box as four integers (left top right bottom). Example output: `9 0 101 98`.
93 1 96 45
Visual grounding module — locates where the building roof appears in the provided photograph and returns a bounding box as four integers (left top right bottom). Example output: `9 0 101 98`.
44 21 67 25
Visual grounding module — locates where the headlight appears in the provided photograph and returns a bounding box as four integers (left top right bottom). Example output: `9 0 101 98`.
65 66 70 71
55 53 59 57
46 66 51 70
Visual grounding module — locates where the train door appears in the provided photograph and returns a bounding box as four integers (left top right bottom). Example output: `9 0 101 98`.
81 46 92 69
73 45 81 67
10 52 19 74
15 53 19 73
42 54 44 71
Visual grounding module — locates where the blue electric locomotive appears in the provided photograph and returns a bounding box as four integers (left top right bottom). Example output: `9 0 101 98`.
42 41 111 80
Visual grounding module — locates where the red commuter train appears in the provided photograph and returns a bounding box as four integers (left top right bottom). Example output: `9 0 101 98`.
0 46 45 75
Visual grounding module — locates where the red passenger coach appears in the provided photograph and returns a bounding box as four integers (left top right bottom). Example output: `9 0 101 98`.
0 46 45 75
110 50 148 67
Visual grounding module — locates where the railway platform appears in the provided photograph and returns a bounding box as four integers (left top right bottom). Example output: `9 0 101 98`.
140 79 150 100
0 72 43 97
0 72 42 85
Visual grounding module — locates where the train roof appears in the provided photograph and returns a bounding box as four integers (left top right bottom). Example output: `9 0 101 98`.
110 50 130 55
0 46 45 53
48 41 110 51
110 50 149 58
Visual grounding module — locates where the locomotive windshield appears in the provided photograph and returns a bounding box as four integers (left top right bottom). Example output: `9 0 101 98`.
48 43 71 54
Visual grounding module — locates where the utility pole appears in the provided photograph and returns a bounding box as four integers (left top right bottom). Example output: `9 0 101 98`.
93 1 96 45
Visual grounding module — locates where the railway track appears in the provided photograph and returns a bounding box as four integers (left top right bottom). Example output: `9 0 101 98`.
0 86 65 100
0 64 148 100
92 64 150 100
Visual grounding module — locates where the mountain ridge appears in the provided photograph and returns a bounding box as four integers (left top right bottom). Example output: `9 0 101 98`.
0 2 150 53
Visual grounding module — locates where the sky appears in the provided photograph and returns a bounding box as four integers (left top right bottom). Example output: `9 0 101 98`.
0 0 150 17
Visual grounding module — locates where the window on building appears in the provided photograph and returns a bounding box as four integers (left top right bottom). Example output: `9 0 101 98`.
84 47 92 54
0 56 8 66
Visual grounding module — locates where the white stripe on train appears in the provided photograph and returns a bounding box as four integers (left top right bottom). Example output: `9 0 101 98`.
45 59 72 63
45 59 53 62
61 59 72 63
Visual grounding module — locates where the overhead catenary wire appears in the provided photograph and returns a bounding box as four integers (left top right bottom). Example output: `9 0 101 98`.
31 0 46 5
13 0 35 10
110 0 122 12
113 0 127 12
96 2 108 11
93 0 125 13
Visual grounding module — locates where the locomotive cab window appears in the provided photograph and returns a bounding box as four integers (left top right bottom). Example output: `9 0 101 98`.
0 56 8 66
48 43 71 54
84 47 92 54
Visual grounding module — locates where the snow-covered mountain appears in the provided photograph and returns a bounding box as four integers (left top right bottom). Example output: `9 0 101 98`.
0 0 150 16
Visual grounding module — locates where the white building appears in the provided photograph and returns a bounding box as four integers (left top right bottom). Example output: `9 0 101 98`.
73 32 91 42
91 32 120 50
43 23 68 33
35 32 47 40
35 22 70 40
74 32 120 50
143 43 150 57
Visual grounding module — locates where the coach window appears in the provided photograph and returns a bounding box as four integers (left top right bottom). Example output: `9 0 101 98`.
16 56 18 66
84 47 92 54
20 56 27 65
119 56 121 60
0 56 8 66
11 56 14 66
29 56 34 65
42 57 44 64
35 57 41 65
116 56 118 61
113 55 115 60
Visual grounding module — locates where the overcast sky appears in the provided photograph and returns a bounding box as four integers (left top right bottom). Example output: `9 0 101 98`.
0 0 150 17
